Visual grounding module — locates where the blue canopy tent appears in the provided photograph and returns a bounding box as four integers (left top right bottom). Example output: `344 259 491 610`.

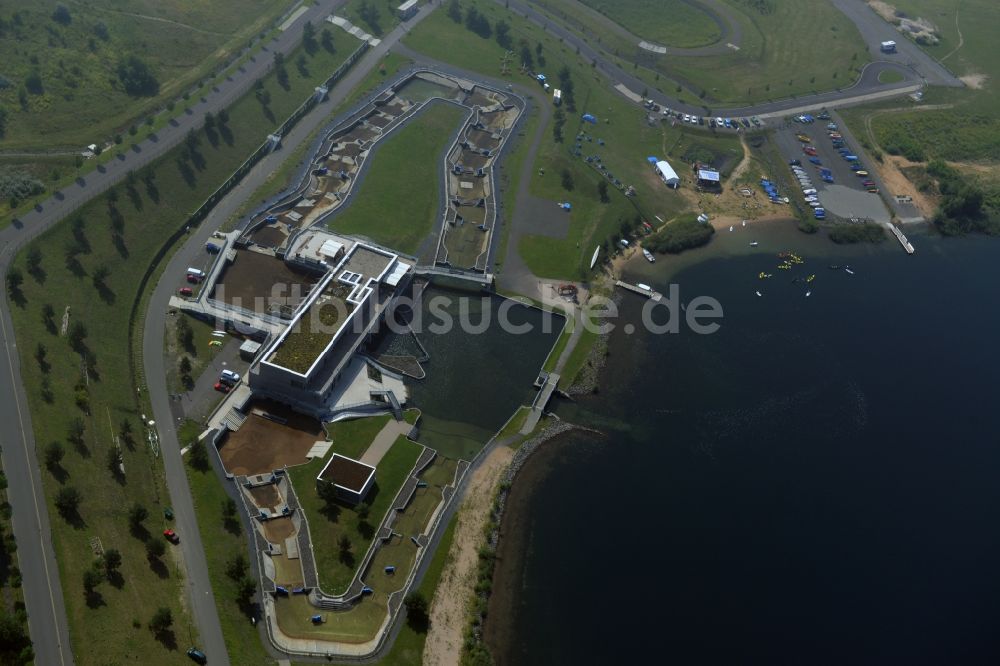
582 113 597 124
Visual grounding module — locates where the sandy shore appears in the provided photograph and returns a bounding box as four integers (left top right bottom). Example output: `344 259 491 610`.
422 445 514 666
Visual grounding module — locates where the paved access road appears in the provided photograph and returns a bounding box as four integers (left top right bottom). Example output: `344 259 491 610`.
0 2 350 664
492 0 959 119
141 5 443 664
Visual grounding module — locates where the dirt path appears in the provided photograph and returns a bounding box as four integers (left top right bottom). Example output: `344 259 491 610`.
941 3 964 63
423 446 514 666
65 0 229 36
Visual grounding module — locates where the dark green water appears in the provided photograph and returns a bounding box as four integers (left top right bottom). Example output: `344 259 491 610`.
488 231 1000 664
378 283 562 459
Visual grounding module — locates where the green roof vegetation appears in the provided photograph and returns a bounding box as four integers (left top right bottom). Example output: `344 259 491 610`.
270 282 355 373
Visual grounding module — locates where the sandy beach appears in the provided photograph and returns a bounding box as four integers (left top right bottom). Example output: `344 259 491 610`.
422 445 514 666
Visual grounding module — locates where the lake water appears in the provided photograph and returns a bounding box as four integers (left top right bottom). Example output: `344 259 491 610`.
486 229 1000 665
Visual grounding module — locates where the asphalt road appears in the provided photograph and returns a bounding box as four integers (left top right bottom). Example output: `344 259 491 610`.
0 2 349 664
492 0 956 118
141 5 443 664
0 0 964 662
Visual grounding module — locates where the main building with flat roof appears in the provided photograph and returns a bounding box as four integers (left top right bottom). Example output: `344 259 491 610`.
248 234 413 417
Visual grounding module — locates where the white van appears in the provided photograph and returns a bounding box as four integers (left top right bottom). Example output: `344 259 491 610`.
803 188 817 195
187 267 206 278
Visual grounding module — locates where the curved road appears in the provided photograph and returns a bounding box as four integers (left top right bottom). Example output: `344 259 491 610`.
494 0 960 118
530 0 745 56
141 5 443 665
0 0 964 663
0 1 349 664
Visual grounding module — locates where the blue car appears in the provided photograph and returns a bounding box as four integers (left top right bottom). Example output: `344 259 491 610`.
808 157 822 165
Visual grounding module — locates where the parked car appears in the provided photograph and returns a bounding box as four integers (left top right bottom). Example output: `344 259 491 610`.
809 157 822 165
862 180 876 187
213 382 231 394
789 159 802 166
856 170 869 176
186 274 202 284
205 242 221 254
178 287 193 297
164 529 179 544
220 369 240 384
867 187 880 194
186 647 208 665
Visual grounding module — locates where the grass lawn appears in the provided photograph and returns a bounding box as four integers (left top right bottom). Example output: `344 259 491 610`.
6 35 359 665
339 0 403 39
662 0 869 104
542 315 572 373
276 450 452 645
561 323 600 386
841 1 1000 168
326 101 467 254
223 53 415 231
495 405 531 442
878 69 906 84
164 312 225 392
0 0 291 150
374 515 457 666
551 0 722 48
186 448 276 666
406 0 690 281
662 125 743 176
288 436 423 593
0 465 31 664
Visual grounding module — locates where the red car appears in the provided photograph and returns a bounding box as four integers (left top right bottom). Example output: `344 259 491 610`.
163 529 179 544
186 273 203 284
803 147 818 156
213 382 231 394
178 287 193 297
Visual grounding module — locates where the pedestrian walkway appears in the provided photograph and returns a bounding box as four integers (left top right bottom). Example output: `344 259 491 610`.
360 419 413 466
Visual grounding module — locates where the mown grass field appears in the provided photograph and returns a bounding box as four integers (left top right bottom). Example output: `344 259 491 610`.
185 436 275 666
6 36 357 665
405 0 689 280
287 436 423 594
0 0 291 150
327 101 467 255
664 0 869 104
544 0 722 48
857 0 1000 164
224 52 415 231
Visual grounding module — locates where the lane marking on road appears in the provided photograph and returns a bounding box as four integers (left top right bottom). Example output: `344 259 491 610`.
0 283 69 666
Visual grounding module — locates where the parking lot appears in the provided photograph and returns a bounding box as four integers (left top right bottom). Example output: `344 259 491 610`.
772 117 891 223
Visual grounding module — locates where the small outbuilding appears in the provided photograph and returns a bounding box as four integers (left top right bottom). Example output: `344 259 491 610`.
397 0 419 21
317 454 376 505
696 168 721 189
654 159 680 188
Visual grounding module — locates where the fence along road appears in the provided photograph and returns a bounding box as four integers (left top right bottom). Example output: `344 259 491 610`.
0 1 352 663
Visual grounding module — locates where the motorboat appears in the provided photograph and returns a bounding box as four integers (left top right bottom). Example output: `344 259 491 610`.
750 241 759 247
755 290 762 297
642 248 655 263
805 290 812 297
845 267 855 275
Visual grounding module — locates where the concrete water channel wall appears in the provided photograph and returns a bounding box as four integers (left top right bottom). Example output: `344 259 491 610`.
238 69 524 275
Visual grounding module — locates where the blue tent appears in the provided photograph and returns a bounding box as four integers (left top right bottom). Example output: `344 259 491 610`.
561 202 572 211
582 114 597 124
647 156 658 164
